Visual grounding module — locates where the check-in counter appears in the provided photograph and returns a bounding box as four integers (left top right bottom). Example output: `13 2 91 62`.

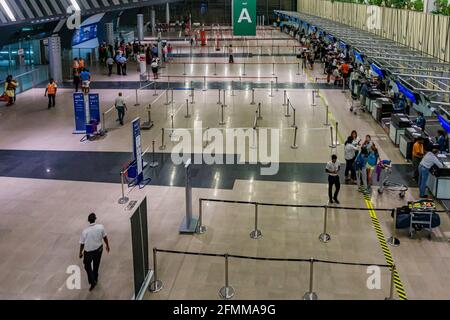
365 89 384 113
372 97 393 122
389 114 411 146
399 127 427 160
427 153 450 200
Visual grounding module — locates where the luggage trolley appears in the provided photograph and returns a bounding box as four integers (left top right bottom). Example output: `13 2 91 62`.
408 200 438 239
377 160 408 198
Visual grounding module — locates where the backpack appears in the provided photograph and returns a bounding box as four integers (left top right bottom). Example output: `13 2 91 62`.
367 152 377 166
354 153 365 170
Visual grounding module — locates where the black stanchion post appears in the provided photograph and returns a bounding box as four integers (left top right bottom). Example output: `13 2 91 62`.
250 88 255 105
191 88 195 104
219 104 225 125
217 89 221 105
283 90 287 106
387 209 400 247
185 99 190 118
285 98 291 117
118 171 129 204
149 140 159 168
291 125 298 149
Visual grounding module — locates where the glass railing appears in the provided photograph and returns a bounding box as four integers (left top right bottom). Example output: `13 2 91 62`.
0 65 49 95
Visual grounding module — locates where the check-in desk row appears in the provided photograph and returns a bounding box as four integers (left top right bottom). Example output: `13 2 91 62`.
427 153 450 200
359 86 395 123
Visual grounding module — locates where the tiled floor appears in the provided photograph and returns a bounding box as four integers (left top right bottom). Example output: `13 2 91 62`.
0 27 448 300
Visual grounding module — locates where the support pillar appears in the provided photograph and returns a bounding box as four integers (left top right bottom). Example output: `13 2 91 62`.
137 14 144 42
423 0 437 13
166 3 170 26
105 22 114 46
151 7 156 35
48 35 63 84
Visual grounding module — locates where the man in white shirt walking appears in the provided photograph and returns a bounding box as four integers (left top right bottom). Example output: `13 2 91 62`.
79 213 110 291
115 92 127 126
326 154 341 204
418 149 443 198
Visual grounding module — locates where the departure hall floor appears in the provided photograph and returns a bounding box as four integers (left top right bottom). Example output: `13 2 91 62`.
0 28 449 300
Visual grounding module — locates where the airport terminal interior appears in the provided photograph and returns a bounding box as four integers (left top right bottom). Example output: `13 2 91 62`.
0 0 450 301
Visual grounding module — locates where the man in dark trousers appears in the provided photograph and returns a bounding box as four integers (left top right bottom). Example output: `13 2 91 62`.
79 213 110 291
326 154 341 204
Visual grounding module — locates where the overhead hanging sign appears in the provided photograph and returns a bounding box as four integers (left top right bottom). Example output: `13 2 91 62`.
232 0 256 36
395 80 417 104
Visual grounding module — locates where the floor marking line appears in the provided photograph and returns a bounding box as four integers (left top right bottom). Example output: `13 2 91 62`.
363 193 408 300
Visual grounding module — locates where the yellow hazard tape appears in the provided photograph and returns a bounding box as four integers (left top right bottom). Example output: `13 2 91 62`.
364 196 408 300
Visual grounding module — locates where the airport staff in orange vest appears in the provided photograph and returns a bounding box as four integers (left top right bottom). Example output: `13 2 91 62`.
44 78 58 109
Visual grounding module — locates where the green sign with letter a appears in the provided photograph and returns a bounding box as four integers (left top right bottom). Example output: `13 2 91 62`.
232 0 256 36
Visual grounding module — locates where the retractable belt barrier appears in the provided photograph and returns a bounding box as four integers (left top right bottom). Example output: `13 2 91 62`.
149 247 395 300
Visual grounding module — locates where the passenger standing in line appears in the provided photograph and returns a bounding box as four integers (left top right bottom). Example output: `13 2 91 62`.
79 213 110 291
411 137 424 180
80 68 91 95
79 58 85 70
228 44 234 63
151 58 159 79
44 78 57 109
115 92 127 125
436 130 448 153
106 56 114 77
366 144 379 187
73 67 81 92
418 149 443 198
119 55 128 76
354 147 368 192
344 136 359 183
115 52 122 75
326 154 341 204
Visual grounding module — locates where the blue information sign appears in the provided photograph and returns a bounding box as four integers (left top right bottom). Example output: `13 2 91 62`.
73 93 86 133
132 118 143 184
88 93 100 122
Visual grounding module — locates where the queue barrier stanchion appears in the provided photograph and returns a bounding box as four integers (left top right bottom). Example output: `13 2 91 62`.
257 103 263 120
303 258 318 300
291 125 298 149
148 248 163 292
269 81 274 97
291 105 297 128
324 104 330 126
335 122 340 146
159 128 166 150
134 88 140 106
272 63 275 75
149 140 159 168
191 88 195 104
170 115 174 137
219 253 235 300
250 203 262 239
217 89 222 105
285 98 291 117
385 265 396 300
185 99 191 118
214 63 217 76
118 170 129 204
197 199 207 234
164 89 170 105
329 126 336 149
243 63 246 76
282 90 287 106
231 81 235 96
223 89 227 107
153 82 158 96
142 104 154 130
276 77 279 91
387 209 400 247
319 206 331 243
250 88 255 105
203 76 207 91
311 90 316 107
219 104 226 125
